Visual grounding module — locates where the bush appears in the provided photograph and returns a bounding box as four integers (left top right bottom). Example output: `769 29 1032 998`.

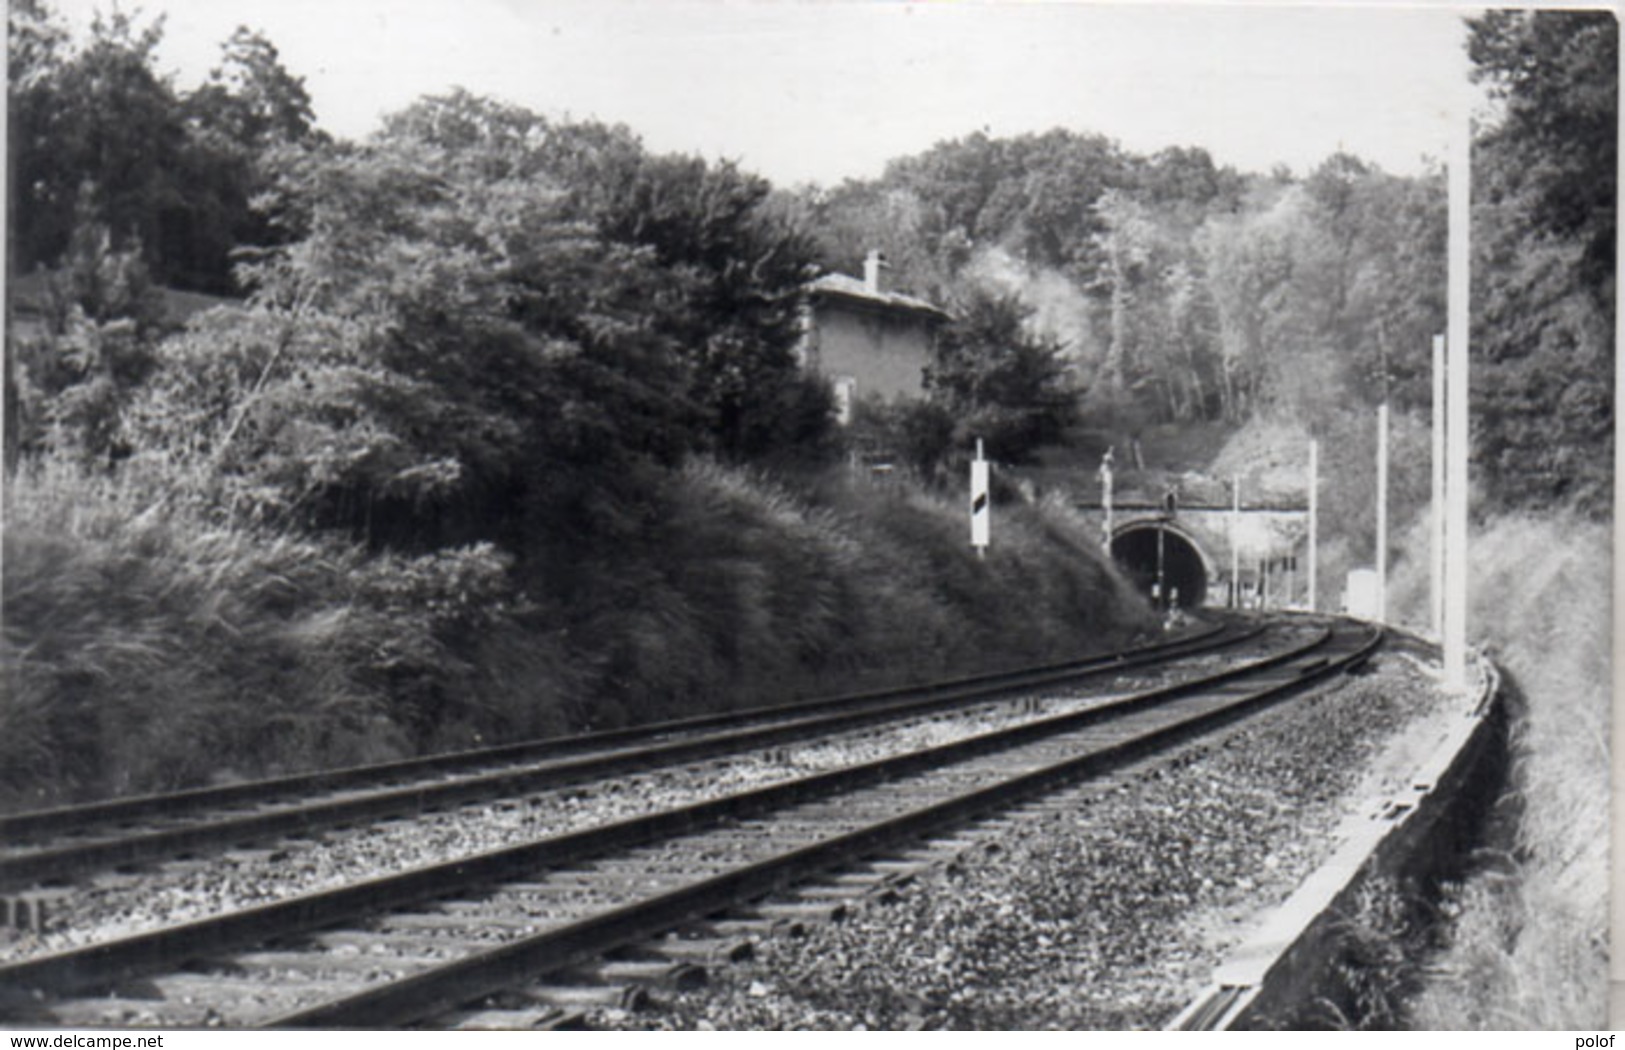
3 463 401 807
0 460 583 808
2 454 1154 810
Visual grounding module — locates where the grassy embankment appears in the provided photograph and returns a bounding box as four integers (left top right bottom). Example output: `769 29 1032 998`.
1385 510 1610 1028
0 457 1155 813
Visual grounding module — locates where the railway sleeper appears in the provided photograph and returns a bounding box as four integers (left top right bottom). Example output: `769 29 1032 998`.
209 949 435 981
515 982 649 1012
432 896 602 920
830 868 916 889
512 870 696 894
795 881 897 904
1 891 67 931
578 859 743 879
52 974 368 1026
897 836 991 859
690 826 836 846
213 950 448 979
46 996 222 1029
306 930 479 958
377 909 554 930
698 916 808 941
443 1006 580 1030
743 900 848 924
641 933 755 965
561 958 708 991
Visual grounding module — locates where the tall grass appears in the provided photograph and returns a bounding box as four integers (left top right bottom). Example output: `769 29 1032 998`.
1386 510 1610 1028
567 460 1156 727
2 456 1154 810
4 461 401 807
1 459 581 809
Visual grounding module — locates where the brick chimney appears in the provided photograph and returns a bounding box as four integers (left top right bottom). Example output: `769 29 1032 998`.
863 249 888 294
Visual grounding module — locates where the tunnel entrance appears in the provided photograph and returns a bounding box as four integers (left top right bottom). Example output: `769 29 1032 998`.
1110 523 1209 608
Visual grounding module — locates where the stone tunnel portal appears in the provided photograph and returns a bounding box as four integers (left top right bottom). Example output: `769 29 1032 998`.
1110 522 1209 609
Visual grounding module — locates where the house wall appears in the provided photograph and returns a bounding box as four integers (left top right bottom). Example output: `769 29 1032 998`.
808 304 935 402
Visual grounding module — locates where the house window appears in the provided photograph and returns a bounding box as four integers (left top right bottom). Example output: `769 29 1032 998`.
833 376 857 426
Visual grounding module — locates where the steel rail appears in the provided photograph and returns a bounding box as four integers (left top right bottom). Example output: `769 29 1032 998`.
0 623 1261 889
1 624 1239 843
0 621 1363 1016
274 622 1381 1027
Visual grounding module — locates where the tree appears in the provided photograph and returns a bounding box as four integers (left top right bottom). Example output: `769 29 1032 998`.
1196 184 1301 423
1094 188 1223 422
238 129 688 548
1470 10 1616 296
11 218 167 466
1468 10 1616 515
1137 146 1243 211
171 27 324 292
7 5 320 293
122 90 817 608
795 180 960 305
927 289 1079 462
7 0 69 272
383 92 831 463
8 7 188 278
579 150 828 460
187 28 317 149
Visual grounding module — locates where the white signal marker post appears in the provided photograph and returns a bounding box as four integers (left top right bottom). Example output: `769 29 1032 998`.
1443 93 1472 691
1099 448 1115 554
1307 440 1319 611
1431 334 1446 639
1376 402 1389 623
970 438 990 558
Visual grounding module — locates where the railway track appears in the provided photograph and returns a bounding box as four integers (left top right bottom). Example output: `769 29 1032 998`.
0 621 1262 892
0 616 1378 1028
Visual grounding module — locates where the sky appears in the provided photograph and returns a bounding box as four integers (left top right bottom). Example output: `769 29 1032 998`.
42 0 1497 187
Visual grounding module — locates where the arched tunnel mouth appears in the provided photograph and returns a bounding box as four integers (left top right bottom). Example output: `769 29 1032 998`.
1110 524 1208 608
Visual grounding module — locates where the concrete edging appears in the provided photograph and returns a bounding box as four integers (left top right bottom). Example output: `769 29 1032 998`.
1167 648 1502 1030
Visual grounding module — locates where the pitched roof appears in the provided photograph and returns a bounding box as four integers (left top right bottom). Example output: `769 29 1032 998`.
806 273 950 321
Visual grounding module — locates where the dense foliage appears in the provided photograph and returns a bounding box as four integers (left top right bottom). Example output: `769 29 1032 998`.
3 5 1157 808
1468 10 1616 515
798 13 1611 529
7 2 319 292
798 131 1452 543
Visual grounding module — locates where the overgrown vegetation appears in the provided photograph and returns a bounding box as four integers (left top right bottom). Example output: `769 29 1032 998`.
2 2 1161 812
0 2 1612 1028
1387 512 1610 1029
1 452 1152 810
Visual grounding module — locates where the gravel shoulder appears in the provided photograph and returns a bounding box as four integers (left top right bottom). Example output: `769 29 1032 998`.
597 649 1454 1030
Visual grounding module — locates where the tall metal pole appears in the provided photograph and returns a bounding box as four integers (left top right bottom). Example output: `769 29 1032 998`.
1376 402 1389 623
1307 440 1319 612
1431 334 1446 639
1444 84 1471 691
1156 523 1166 610
1230 475 1241 608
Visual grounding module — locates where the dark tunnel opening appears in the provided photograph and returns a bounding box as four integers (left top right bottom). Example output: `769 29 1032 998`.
1110 524 1208 608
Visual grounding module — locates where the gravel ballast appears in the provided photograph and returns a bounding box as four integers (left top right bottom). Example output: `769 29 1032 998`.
0 638 1289 964
595 651 1454 1030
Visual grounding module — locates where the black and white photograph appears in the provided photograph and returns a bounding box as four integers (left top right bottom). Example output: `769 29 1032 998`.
0 0 1614 1032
